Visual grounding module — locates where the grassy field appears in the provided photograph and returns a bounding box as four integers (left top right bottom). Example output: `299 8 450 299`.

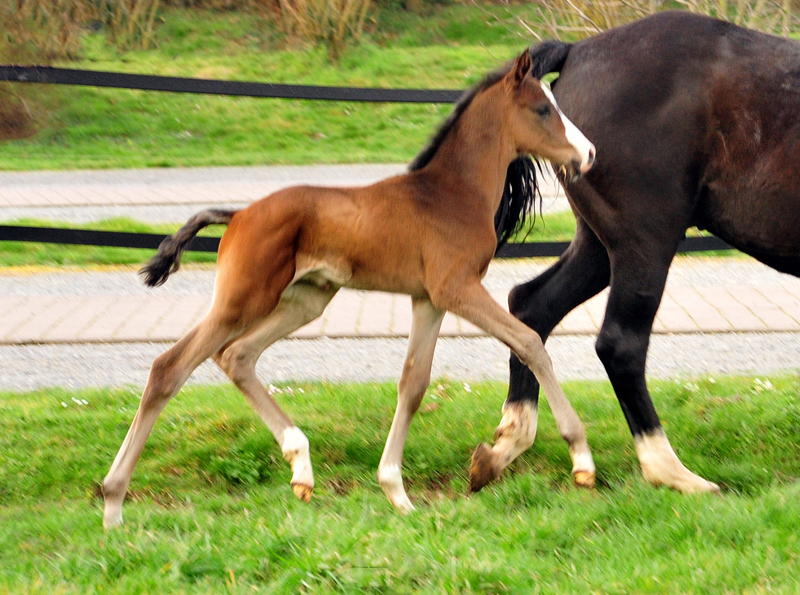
2 376 799 593
1 5 547 171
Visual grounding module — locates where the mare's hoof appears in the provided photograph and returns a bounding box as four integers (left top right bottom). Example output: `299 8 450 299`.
679 478 721 496
292 482 313 503
573 470 596 489
469 442 499 492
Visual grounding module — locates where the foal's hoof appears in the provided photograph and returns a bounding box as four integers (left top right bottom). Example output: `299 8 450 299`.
470 442 499 492
292 482 313 503
573 470 596 489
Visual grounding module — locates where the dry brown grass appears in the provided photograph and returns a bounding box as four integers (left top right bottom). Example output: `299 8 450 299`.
5 0 162 60
99 0 162 52
277 0 373 60
4 1 90 60
509 0 798 41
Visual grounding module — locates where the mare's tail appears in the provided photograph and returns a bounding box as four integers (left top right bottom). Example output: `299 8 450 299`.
528 39 572 80
493 40 574 249
140 209 238 287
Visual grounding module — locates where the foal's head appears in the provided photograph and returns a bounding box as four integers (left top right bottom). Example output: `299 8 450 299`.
498 50 595 178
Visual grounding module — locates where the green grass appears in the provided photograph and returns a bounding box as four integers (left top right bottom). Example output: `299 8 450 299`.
1 5 548 171
2 376 799 593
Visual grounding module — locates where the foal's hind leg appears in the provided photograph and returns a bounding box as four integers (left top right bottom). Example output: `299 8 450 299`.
377 297 444 513
431 282 594 492
214 282 338 503
102 316 239 528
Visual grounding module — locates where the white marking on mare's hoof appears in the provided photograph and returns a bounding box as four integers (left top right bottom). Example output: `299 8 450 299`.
470 401 538 492
492 400 539 468
635 432 720 494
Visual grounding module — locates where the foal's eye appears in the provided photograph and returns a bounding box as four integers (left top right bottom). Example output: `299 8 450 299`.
535 105 552 118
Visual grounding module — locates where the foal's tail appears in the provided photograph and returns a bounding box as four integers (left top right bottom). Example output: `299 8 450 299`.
140 209 238 287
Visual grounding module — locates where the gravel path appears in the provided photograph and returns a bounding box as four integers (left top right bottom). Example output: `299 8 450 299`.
2 332 798 392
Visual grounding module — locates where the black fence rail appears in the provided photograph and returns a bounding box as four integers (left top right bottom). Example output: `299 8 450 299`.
0 65 732 256
0 65 462 103
0 225 732 258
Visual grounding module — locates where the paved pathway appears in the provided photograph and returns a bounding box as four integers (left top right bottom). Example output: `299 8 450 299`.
2 164 800 389
2 260 800 344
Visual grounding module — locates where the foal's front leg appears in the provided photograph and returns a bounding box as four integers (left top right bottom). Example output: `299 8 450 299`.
433 282 595 491
377 297 444 513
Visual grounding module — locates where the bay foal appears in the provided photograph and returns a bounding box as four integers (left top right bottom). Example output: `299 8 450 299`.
102 50 595 528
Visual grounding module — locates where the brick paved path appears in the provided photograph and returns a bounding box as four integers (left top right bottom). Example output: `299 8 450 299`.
2 278 800 345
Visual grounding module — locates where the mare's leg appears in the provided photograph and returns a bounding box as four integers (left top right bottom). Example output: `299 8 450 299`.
430 282 593 491
476 218 610 490
377 297 444 513
597 246 719 493
213 282 338 503
102 314 241 528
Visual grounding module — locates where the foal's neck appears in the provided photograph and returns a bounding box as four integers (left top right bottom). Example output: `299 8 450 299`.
424 90 516 213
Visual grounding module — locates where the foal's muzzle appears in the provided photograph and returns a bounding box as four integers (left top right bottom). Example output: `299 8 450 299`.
566 144 595 182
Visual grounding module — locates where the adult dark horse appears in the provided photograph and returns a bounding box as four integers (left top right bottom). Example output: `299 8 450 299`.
471 11 800 494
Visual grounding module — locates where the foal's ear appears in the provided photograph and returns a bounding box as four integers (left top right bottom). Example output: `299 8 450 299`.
511 49 533 87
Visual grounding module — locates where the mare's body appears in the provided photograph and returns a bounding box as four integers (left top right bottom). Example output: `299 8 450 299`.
474 11 800 493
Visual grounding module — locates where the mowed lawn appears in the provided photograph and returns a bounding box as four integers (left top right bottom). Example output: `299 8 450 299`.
1 377 799 593
1 6 549 171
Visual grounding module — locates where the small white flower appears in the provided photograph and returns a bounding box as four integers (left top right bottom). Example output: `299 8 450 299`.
61 402 68 408
463 383 472 393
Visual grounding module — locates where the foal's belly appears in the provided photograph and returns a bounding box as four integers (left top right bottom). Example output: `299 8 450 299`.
293 253 428 297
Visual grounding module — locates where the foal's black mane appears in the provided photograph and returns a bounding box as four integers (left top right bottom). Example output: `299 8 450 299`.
408 61 540 249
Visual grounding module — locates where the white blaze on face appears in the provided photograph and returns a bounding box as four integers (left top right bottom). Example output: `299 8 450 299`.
540 81 595 173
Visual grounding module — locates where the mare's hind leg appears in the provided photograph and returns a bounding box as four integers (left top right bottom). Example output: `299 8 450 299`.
430 282 593 491
102 316 240 528
598 247 719 494
476 219 609 491
213 282 338 503
377 297 444 513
